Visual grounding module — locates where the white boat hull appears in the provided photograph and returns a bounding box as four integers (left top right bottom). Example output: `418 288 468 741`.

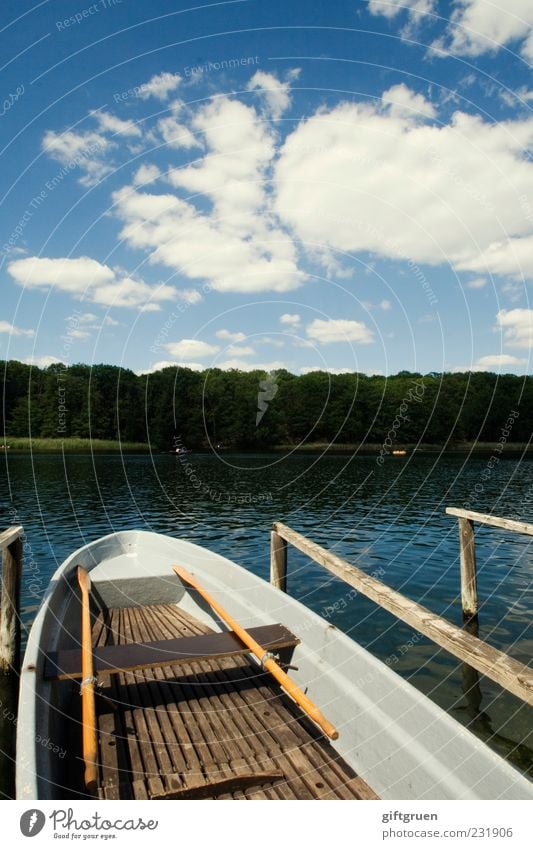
16 530 533 800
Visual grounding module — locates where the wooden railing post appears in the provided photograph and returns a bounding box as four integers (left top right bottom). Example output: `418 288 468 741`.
270 529 287 592
0 528 23 675
457 517 478 624
0 525 23 800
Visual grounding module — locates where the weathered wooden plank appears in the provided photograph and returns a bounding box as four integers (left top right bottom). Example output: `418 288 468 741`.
273 522 533 706
446 507 533 536
94 602 372 800
44 623 299 680
0 534 23 674
270 530 287 592
133 607 200 777
0 527 23 552
163 605 371 800
458 517 478 621
150 771 284 799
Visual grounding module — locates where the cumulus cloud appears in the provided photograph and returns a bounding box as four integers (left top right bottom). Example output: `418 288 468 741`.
139 360 205 374
280 313 301 327
164 339 219 359
216 329 247 342
475 354 527 368
225 344 255 357
300 366 354 374
215 358 287 372
8 256 177 310
369 0 435 19
133 163 161 186
436 0 533 61
92 110 141 137
0 321 35 337
246 70 297 119
23 355 66 368
176 289 202 304
496 308 533 347
275 95 533 279
42 128 115 187
466 277 488 289
138 71 182 100
382 83 436 121
114 94 305 293
158 116 199 149
306 318 374 344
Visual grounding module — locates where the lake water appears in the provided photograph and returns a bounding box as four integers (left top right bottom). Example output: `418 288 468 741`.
1 450 532 775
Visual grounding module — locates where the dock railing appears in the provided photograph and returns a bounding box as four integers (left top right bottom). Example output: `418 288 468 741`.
445 507 533 624
0 525 23 675
270 520 533 707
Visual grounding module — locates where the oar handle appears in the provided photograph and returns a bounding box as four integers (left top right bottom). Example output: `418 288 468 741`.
77 566 98 795
173 564 339 740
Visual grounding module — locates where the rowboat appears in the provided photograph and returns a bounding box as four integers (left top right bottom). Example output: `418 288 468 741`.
16 530 533 800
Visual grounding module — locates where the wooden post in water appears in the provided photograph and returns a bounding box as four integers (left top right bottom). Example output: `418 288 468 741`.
270 529 287 592
0 527 23 675
0 525 23 799
457 517 478 624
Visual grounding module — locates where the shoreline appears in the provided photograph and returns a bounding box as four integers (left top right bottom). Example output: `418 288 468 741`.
2 437 532 456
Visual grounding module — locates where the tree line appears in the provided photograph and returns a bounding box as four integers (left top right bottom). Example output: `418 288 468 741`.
1 359 532 450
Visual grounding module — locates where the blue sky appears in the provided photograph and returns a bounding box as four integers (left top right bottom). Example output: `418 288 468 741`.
1 0 533 376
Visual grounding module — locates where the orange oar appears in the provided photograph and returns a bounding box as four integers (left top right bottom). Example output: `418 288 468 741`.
77 567 98 795
173 564 339 740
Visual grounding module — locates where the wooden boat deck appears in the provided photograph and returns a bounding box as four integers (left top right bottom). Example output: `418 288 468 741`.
91 604 379 800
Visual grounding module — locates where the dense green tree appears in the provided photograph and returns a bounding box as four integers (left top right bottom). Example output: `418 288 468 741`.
1 360 532 449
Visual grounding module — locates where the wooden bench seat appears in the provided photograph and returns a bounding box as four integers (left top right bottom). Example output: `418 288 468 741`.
43 622 299 681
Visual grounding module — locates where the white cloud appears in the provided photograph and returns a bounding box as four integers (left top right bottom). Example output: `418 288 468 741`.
369 0 435 19
275 96 533 279
8 256 177 310
380 299 392 310
139 360 205 374
0 321 35 338
382 83 436 121
215 358 287 372
23 355 66 368
8 256 114 292
133 163 161 186
91 277 176 309
138 72 182 100
114 96 305 293
176 288 202 304
164 339 219 359
246 70 296 119
466 276 488 289
438 0 533 61
158 116 199 149
496 308 533 348
475 354 527 368
42 128 114 187
300 366 354 374
280 313 301 327
225 344 255 357
257 336 285 347
216 329 247 342
306 318 374 344
452 353 528 371
93 110 141 137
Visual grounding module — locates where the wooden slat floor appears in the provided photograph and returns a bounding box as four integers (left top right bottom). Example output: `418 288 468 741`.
92 604 379 800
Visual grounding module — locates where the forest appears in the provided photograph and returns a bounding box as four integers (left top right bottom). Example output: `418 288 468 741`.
1 359 531 451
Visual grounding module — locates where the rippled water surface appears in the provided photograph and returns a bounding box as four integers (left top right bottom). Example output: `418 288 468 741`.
1 450 532 774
